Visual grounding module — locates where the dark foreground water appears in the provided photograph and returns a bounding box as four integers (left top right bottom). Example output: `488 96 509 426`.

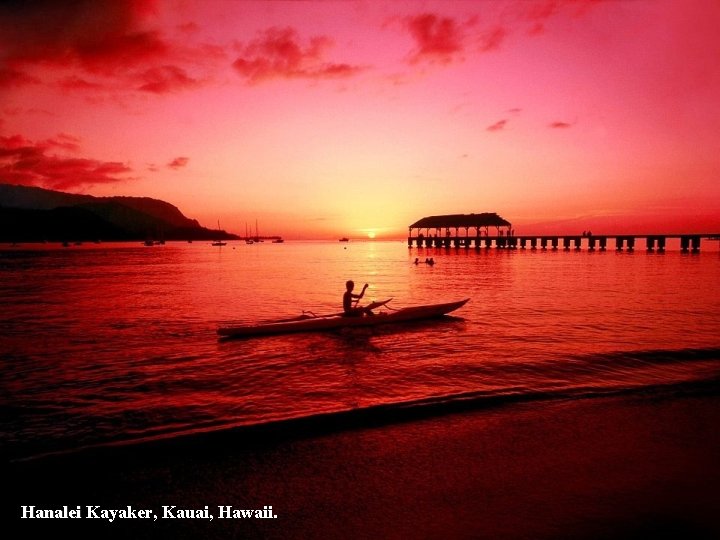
2 241 719 461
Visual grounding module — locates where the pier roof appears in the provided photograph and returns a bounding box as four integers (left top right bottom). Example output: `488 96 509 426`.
409 213 511 229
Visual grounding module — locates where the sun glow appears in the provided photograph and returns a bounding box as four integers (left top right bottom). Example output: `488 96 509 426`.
367 231 376 239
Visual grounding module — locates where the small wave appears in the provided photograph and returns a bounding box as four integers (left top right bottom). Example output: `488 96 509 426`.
574 346 720 367
10 356 720 464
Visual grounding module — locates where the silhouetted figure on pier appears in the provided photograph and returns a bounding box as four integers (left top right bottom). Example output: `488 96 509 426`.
414 258 420 265
425 257 435 266
343 280 370 316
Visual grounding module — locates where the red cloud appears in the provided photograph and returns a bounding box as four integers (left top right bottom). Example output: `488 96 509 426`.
0 134 132 190
46 133 82 152
58 76 106 92
478 26 508 52
0 66 41 88
402 3 601 64
137 65 199 93
177 22 200 35
519 0 604 35
486 120 508 132
405 13 464 63
0 0 172 93
232 27 364 83
0 0 165 72
550 121 573 128
167 157 189 169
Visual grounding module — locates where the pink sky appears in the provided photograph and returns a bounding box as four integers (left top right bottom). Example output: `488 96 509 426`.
2 0 719 239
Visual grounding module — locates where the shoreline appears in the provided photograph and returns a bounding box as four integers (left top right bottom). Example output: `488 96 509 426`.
9 390 720 539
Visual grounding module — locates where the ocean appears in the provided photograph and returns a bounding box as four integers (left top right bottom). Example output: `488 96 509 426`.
2 240 719 462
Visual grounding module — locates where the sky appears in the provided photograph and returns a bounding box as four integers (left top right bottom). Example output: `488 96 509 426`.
1 0 719 239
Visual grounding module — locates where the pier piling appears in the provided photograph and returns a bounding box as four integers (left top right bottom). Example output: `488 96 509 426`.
681 236 690 252
691 236 701 252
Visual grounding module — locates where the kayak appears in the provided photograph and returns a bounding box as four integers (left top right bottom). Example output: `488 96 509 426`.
218 298 469 339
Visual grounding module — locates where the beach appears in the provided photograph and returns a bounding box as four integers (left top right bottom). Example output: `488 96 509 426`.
10 388 720 539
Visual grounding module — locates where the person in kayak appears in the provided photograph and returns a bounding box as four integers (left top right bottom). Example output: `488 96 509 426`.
343 280 370 316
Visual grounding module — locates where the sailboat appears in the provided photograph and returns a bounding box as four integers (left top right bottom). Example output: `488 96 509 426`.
212 220 227 246
245 222 254 244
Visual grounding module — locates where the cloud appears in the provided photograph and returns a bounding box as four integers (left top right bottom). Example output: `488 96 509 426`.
58 76 106 91
0 0 221 95
523 0 562 33
177 22 200 35
486 120 508 132
45 133 82 152
518 0 605 35
404 13 464 63
0 1 166 75
0 134 132 190
137 65 200 93
232 27 364 83
477 26 508 53
167 157 189 169
0 66 41 88
549 121 573 129
402 13 511 63
401 3 602 66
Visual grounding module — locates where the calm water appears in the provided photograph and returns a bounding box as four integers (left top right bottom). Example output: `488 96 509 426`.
2 241 719 460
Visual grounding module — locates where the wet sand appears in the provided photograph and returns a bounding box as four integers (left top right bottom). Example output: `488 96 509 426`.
9 391 720 539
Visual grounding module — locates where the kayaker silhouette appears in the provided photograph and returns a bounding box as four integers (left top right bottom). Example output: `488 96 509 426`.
343 280 370 316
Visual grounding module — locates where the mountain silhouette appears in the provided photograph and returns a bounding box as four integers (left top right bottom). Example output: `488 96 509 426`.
0 184 239 242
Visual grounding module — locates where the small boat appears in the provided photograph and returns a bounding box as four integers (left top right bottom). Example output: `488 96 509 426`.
212 220 227 246
272 238 285 243
339 237 349 242
244 222 255 244
218 298 469 339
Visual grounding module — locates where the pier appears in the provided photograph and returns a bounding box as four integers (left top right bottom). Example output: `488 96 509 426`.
408 214 719 253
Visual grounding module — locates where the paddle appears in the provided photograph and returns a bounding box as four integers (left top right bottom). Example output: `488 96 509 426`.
353 283 369 307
